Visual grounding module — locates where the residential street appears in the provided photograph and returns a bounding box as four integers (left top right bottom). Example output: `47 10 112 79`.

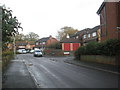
3 54 119 88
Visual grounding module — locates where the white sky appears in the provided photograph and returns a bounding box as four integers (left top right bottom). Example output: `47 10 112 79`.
0 0 103 39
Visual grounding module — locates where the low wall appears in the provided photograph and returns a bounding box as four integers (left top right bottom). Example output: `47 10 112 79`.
80 55 117 65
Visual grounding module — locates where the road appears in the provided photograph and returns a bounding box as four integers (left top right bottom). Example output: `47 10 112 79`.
18 54 118 88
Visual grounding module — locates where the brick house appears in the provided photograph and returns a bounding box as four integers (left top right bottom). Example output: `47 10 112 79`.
35 35 58 49
82 25 101 45
16 41 35 50
26 41 35 50
97 2 120 41
70 25 100 46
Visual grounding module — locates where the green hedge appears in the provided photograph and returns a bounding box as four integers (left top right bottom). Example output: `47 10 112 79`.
75 39 120 59
2 50 14 72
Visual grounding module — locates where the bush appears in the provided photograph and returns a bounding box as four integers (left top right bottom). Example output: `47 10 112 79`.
2 50 14 72
46 42 62 49
75 39 120 59
101 39 120 56
43 48 64 56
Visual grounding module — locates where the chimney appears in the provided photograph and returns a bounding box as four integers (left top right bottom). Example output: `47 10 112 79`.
66 34 69 38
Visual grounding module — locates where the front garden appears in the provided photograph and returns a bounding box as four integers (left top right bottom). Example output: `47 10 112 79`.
2 50 14 72
75 39 120 65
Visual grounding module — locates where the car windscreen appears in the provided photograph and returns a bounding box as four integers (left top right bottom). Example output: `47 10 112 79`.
35 51 41 52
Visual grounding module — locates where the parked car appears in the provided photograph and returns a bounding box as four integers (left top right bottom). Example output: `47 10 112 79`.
34 50 43 57
17 49 26 54
22 50 27 54
30 50 34 53
26 50 30 53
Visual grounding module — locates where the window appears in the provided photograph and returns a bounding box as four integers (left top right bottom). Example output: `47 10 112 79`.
76 36 79 39
36 42 39 45
83 35 86 39
88 34 90 38
42 42 45 44
92 32 96 37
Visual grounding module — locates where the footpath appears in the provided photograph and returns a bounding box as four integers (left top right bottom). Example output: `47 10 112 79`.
2 58 37 88
63 57 119 75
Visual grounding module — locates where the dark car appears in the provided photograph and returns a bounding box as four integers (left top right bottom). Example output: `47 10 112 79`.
34 50 43 57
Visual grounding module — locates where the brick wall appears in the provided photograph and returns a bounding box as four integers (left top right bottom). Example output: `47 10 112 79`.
100 2 119 41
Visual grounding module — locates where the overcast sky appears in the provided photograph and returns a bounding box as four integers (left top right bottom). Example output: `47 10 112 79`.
1 0 103 39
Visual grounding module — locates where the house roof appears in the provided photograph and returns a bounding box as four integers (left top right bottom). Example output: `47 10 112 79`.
97 2 106 14
60 38 80 43
28 41 35 45
69 25 100 38
16 41 27 46
36 37 50 42
36 35 58 43
16 41 35 46
88 25 100 33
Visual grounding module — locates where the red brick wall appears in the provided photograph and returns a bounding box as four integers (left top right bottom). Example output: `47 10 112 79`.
46 38 58 46
100 2 119 41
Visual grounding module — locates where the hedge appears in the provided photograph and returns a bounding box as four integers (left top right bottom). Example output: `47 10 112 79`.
46 42 62 49
75 39 120 59
2 50 14 72
43 48 64 56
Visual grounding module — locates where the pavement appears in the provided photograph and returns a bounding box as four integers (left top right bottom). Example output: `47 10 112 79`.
63 56 120 75
2 57 37 88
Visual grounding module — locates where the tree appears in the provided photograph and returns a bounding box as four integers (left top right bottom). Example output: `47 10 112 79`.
57 26 78 40
24 32 39 41
15 33 25 41
2 5 23 49
15 32 39 41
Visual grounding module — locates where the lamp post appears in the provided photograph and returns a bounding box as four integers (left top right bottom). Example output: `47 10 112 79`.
13 35 16 59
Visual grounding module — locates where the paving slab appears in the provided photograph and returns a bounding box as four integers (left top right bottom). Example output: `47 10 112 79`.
2 59 37 88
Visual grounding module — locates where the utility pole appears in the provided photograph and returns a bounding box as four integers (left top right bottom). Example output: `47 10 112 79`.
13 35 16 59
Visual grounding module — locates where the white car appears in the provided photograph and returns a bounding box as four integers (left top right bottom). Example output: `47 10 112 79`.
34 50 43 57
30 50 34 53
17 49 26 54
22 50 27 54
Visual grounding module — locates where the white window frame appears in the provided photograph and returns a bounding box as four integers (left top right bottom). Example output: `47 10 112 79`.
92 32 96 37
83 35 86 39
88 34 91 38
36 42 39 45
76 36 79 39
42 42 45 44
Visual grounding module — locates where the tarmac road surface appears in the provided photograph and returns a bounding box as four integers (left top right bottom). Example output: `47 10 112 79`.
18 54 118 88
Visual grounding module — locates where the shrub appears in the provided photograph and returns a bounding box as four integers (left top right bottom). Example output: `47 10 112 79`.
101 39 120 56
43 48 64 56
46 42 62 49
85 42 98 55
75 39 120 59
2 50 14 72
